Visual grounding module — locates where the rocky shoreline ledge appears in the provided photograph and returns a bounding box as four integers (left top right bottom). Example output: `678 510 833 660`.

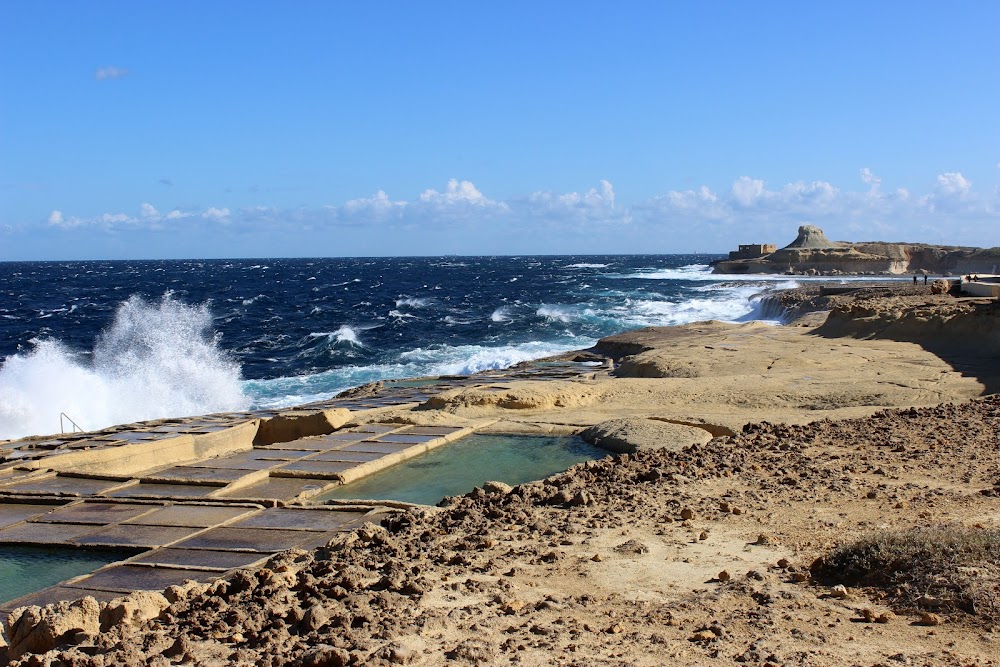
2 285 999 666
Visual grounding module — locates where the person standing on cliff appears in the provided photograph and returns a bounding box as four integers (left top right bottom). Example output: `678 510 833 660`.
913 275 918 284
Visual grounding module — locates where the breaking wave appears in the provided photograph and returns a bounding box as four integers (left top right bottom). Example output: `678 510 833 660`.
0 294 248 439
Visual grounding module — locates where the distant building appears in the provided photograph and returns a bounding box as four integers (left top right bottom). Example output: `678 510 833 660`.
728 244 777 260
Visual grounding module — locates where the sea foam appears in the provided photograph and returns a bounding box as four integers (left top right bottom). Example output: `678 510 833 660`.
0 294 248 440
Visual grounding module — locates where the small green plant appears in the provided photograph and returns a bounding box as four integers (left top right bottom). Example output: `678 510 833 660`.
811 525 1000 623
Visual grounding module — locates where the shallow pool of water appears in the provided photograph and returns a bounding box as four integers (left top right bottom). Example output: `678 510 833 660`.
316 433 606 506
0 546 129 604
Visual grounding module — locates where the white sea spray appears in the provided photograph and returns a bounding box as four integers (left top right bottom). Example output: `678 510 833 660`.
0 294 248 439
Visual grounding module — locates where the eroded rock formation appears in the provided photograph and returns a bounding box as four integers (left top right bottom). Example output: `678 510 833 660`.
713 225 1000 275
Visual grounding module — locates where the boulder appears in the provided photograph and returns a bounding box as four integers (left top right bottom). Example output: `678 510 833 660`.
6 597 101 660
580 417 713 453
99 591 170 632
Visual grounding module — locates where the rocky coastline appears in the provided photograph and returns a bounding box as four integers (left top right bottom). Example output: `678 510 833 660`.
713 225 1000 276
2 284 999 666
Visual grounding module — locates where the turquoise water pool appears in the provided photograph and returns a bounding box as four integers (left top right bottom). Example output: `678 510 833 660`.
0 546 128 604
316 433 606 506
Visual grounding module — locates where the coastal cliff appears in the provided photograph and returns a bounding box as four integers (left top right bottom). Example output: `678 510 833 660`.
713 225 1000 275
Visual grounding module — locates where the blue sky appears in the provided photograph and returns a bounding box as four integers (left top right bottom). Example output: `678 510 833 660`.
1 1 998 260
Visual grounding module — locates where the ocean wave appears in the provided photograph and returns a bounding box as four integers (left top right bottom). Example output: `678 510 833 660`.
245 339 590 409
0 294 248 440
565 263 609 269
608 264 716 280
395 297 433 308
490 307 513 323
536 304 597 324
308 325 365 347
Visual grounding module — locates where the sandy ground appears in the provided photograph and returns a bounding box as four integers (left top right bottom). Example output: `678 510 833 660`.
4 291 1000 666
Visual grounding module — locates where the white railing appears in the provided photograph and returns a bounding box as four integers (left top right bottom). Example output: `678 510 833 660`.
59 413 84 433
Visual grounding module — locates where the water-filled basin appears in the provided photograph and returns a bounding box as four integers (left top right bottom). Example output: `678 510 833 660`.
315 433 606 506
0 546 130 604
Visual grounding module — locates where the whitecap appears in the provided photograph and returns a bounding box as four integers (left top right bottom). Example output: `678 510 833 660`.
490 307 513 323
395 297 432 308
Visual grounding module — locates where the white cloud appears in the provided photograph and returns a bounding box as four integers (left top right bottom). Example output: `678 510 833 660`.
935 172 971 196
518 180 627 225
730 176 766 206
95 66 130 81
35 171 1000 250
203 207 231 220
860 167 881 186
342 190 406 222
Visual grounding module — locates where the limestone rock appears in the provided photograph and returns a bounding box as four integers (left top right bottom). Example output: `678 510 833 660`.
481 480 513 496
100 590 170 631
254 408 351 446
783 225 843 250
580 418 713 454
7 596 101 659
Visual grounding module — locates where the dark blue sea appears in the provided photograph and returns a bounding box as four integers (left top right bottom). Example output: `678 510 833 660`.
0 255 856 439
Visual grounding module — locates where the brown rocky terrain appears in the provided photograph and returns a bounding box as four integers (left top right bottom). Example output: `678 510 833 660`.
5 396 999 666
3 287 999 666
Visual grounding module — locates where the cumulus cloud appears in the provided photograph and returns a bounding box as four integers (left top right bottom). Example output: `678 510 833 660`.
419 179 494 207
935 172 971 196
518 180 628 225
731 176 766 207
35 172 1000 249
341 190 406 222
635 171 1000 247
95 66 130 81
203 207 231 220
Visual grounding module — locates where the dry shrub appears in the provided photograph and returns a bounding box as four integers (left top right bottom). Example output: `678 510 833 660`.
811 525 1000 623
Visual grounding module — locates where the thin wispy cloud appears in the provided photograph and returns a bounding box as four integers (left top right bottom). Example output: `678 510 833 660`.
95 66 130 81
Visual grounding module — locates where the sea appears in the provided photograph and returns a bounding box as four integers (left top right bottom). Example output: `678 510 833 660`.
0 255 883 441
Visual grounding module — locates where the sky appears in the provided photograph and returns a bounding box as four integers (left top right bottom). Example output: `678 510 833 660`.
1 1 998 260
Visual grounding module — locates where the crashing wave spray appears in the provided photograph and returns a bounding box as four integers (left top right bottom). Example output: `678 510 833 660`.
0 294 249 440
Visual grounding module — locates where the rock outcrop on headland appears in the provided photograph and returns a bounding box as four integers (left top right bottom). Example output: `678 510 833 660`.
713 224 1000 275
